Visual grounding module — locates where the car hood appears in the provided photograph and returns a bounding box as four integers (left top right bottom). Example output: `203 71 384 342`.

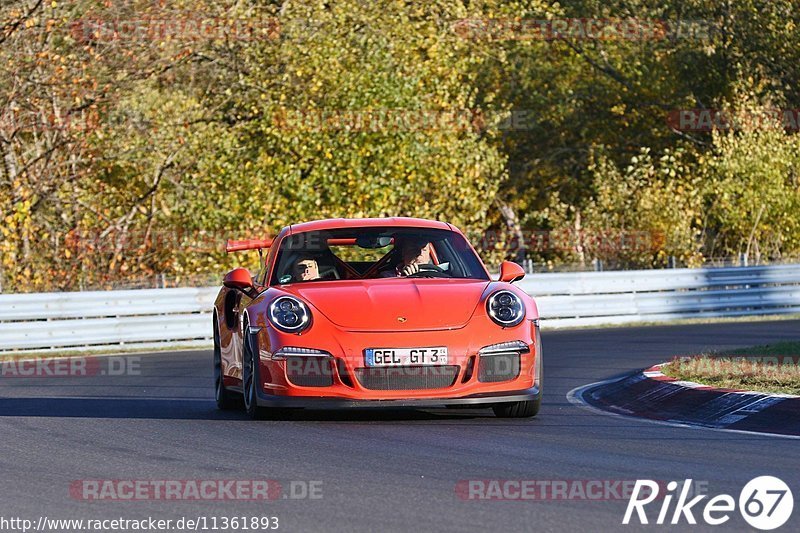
283 279 491 331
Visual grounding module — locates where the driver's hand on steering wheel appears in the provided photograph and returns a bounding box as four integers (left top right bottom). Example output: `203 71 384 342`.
399 263 421 277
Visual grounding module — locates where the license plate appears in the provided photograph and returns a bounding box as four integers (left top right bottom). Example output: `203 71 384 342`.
365 347 448 367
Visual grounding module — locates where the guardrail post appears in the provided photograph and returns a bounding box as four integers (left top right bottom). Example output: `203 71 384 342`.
525 258 534 273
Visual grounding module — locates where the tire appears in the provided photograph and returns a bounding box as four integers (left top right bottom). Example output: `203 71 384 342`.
214 317 241 410
242 323 268 420
492 397 540 418
493 349 542 418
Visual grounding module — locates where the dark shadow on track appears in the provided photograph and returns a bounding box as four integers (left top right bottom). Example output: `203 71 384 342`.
0 396 506 422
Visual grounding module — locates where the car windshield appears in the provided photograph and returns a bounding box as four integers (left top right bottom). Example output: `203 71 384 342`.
270 227 489 284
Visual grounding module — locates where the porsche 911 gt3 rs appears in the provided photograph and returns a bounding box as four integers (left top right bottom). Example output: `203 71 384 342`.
213 217 542 419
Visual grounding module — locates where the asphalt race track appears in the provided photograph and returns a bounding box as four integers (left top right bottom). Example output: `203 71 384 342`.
2 320 799 532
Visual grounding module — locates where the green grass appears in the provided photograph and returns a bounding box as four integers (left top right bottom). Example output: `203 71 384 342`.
661 341 800 395
721 341 800 357
558 312 800 330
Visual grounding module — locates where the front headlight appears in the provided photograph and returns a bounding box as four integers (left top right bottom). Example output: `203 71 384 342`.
268 296 311 333
486 290 526 327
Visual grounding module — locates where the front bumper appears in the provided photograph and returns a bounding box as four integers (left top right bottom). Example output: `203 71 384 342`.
255 385 540 409
251 316 542 403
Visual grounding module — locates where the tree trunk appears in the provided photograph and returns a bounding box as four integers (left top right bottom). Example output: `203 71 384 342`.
497 200 526 263
574 211 586 267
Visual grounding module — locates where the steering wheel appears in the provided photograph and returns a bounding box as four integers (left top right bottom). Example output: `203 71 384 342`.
404 264 451 278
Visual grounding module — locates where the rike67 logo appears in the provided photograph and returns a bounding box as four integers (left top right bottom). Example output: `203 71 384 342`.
624 477 793 530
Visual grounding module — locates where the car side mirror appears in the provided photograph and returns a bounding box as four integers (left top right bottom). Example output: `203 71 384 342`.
499 261 526 283
223 267 254 292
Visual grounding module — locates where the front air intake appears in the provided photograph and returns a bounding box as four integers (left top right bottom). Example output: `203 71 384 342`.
354 366 459 390
478 353 520 383
285 356 334 387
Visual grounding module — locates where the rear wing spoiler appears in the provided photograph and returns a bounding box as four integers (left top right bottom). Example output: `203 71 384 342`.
225 238 273 253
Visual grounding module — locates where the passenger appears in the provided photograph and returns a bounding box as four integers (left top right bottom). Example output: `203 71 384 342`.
293 257 321 281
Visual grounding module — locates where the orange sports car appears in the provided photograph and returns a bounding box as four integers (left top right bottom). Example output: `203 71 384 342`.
213 218 542 419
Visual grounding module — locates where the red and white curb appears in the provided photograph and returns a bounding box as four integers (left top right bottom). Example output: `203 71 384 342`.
568 362 800 438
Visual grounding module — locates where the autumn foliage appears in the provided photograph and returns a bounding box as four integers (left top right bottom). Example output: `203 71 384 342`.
2 1 799 292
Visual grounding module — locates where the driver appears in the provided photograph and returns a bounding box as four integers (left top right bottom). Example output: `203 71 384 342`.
292 256 321 281
381 237 434 277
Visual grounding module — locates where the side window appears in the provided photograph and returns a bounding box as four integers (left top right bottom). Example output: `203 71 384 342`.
436 239 466 277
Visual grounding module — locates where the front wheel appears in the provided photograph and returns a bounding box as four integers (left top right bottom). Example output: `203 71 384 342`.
242 327 267 420
494 348 542 418
214 318 241 410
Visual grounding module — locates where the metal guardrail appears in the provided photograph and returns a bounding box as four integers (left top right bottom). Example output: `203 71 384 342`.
0 287 218 353
519 263 800 328
1 264 799 352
